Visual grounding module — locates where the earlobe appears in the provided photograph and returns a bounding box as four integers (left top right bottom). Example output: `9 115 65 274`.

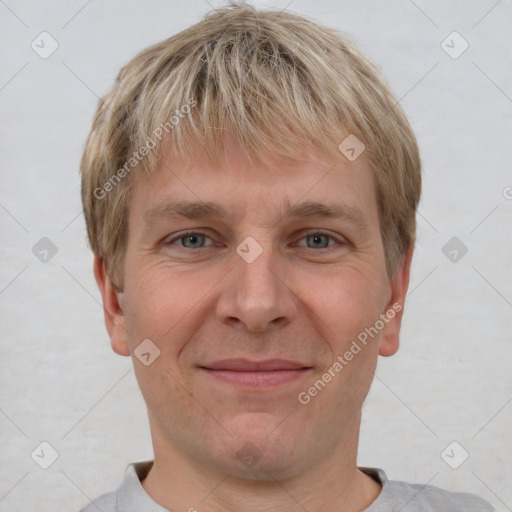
378 248 413 357
93 255 131 357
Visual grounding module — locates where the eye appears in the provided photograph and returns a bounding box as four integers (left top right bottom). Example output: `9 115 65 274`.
296 231 343 249
164 230 345 251
166 231 214 249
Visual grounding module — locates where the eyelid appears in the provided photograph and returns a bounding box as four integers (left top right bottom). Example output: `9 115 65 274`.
164 230 216 247
164 229 347 250
293 229 346 248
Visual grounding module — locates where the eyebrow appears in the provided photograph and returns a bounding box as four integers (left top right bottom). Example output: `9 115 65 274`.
144 200 370 235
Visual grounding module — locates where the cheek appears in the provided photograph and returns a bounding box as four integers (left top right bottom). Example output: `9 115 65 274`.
122 269 203 421
298 264 387 345
123 263 226 368
302 266 386 411
131 353 203 446
124 263 193 332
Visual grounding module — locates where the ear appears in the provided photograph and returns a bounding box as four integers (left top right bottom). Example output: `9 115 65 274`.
378 247 413 357
93 255 130 357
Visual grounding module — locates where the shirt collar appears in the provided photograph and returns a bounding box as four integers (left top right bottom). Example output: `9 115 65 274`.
118 461 389 511
118 461 169 511
359 467 394 511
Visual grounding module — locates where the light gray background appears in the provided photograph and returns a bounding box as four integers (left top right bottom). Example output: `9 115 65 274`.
1 0 511 510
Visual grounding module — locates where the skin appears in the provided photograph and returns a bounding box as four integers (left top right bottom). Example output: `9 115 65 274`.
94 135 412 511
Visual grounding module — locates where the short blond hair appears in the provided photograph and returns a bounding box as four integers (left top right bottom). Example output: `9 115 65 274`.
80 2 421 290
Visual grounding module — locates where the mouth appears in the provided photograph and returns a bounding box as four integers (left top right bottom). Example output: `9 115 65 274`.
198 358 313 390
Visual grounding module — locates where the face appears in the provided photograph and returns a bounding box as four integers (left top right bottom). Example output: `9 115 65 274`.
95 136 410 480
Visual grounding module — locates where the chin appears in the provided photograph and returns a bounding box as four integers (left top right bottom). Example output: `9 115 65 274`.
204 418 310 480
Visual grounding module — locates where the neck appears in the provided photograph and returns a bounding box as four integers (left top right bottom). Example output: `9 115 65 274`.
141 413 381 512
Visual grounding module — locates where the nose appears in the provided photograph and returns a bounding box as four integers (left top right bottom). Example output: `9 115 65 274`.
215 239 298 333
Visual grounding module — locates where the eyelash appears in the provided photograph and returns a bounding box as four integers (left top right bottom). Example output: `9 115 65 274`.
164 230 345 251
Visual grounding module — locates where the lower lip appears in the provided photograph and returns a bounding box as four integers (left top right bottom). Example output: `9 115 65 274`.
201 368 311 389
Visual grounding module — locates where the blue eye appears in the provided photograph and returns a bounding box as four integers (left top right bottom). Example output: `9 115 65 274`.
300 232 338 249
168 232 213 249
165 230 342 251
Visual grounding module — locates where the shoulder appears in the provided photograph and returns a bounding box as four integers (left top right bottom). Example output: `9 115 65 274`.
77 461 161 512
387 478 495 511
362 468 495 512
78 489 117 512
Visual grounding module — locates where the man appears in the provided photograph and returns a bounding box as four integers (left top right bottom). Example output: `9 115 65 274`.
79 3 494 511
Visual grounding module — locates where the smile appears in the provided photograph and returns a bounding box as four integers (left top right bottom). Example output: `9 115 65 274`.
199 358 312 390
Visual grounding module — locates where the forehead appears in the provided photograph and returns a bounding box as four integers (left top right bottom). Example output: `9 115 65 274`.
130 138 379 230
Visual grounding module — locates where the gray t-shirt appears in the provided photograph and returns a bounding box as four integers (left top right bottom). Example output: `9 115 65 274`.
79 461 495 511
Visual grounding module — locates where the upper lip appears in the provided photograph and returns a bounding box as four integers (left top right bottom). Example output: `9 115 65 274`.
201 358 310 371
